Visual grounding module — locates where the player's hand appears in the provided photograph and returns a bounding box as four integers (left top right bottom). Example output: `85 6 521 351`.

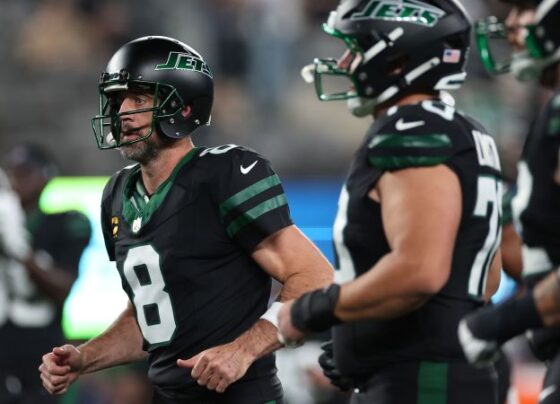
177 340 254 393
458 316 500 367
39 345 83 395
277 299 306 347
0 188 30 261
318 340 353 391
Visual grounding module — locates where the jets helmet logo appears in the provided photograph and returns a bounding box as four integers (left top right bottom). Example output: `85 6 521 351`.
351 0 446 27
155 52 213 78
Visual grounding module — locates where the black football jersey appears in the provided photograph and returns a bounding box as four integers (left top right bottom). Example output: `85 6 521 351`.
512 91 560 281
331 100 503 376
0 209 91 366
100 145 292 393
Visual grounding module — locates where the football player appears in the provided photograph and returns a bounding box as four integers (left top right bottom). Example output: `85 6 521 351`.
0 144 91 404
278 1 503 403
458 1 560 402
38 36 334 404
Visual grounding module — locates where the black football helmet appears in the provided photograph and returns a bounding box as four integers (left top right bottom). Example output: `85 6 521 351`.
91 36 214 149
476 0 560 81
302 0 471 117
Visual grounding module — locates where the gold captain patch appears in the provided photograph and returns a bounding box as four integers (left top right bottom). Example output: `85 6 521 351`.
112 216 119 238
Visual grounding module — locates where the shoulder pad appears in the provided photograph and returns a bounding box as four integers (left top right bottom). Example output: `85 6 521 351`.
101 166 134 204
198 144 268 174
199 144 257 159
367 103 455 170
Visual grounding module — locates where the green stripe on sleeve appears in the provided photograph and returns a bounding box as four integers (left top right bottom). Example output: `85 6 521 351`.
219 174 281 217
417 361 448 404
368 155 449 169
226 194 288 237
369 134 452 149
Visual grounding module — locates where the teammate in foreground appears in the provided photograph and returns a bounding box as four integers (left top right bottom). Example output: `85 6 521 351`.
459 2 560 403
38 36 333 404
278 1 503 402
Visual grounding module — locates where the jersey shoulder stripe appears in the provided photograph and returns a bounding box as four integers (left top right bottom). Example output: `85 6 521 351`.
225 193 288 238
367 101 465 170
219 174 282 217
194 144 292 248
368 132 453 169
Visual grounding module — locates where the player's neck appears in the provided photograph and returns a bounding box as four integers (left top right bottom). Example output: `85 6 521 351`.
374 93 439 119
140 138 195 195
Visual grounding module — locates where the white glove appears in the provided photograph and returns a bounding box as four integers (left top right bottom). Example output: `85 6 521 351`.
0 188 31 261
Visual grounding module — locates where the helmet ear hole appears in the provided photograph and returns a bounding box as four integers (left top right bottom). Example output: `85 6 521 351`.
386 53 409 76
180 105 192 118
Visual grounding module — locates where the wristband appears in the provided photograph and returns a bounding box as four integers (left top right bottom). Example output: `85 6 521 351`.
260 301 284 328
291 284 342 333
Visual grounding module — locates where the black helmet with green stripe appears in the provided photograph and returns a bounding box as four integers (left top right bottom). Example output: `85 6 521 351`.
301 0 471 117
91 36 214 149
476 0 560 81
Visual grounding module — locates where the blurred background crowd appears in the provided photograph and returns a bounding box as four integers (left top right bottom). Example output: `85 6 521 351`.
0 0 548 403
0 0 538 179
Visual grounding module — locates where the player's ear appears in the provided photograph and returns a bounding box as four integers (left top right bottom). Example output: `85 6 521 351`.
181 105 192 118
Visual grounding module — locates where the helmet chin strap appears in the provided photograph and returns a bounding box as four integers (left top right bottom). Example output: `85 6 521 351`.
346 97 377 118
345 84 399 118
346 57 442 118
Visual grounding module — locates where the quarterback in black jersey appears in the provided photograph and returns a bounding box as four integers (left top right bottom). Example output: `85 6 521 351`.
0 144 91 404
279 1 503 403
459 1 560 403
38 36 333 404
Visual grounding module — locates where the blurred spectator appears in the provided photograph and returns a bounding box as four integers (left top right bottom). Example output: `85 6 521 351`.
0 0 539 177
242 0 304 115
0 143 91 404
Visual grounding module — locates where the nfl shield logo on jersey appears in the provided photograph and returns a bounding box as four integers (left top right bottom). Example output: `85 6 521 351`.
132 217 142 233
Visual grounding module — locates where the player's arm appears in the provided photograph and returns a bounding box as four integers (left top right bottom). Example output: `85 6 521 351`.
177 225 334 392
39 301 147 395
0 182 75 307
500 185 523 281
334 165 461 320
22 212 91 308
250 224 334 333
19 255 78 308
500 223 523 282
533 269 560 326
212 224 334 357
484 249 502 302
278 164 462 342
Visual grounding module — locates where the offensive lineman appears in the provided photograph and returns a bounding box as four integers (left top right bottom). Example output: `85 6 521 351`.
278 1 503 403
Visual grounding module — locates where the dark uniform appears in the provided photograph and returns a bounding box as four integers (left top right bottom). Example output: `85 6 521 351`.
0 209 91 404
511 91 560 404
100 145 291 404
513 91 560 282
331 100 501 404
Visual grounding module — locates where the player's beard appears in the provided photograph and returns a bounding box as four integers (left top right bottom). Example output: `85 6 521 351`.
119 129 175 165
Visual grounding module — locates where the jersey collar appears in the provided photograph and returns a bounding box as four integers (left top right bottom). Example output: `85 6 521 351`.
122 147 200 233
